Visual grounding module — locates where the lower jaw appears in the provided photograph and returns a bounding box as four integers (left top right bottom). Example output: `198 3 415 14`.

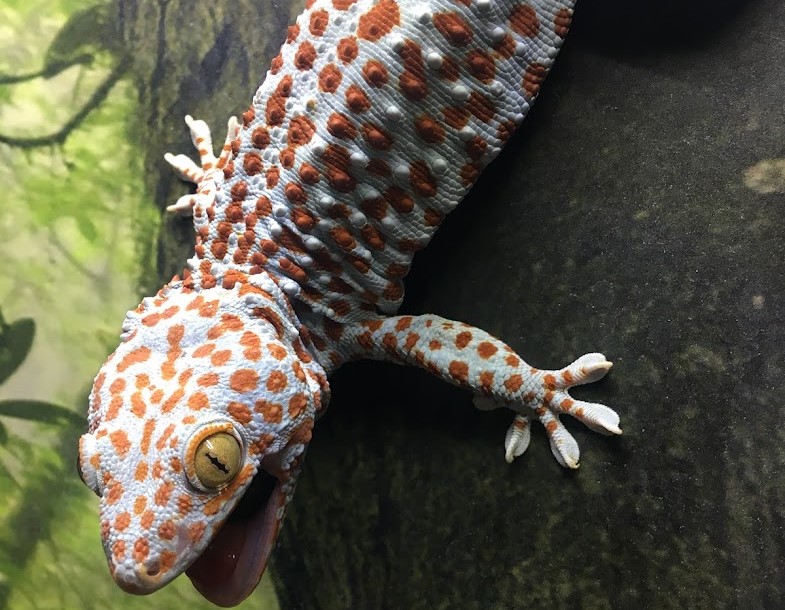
186 469 281 607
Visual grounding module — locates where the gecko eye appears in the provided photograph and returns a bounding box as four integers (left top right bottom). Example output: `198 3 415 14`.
192 431 243 491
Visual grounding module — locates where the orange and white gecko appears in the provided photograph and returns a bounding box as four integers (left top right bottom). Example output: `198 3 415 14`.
77 0 621 606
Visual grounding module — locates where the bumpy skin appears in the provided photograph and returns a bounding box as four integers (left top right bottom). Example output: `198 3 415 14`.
77 0 621 606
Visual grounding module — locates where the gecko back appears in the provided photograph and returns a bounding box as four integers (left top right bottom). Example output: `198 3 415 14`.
194 0 574 330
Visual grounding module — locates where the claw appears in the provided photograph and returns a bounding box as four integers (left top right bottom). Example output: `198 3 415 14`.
504 415 531 463
519 352 620 468
558 353 613 388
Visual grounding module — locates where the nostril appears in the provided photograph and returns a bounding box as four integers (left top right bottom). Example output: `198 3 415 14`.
146 561 160 577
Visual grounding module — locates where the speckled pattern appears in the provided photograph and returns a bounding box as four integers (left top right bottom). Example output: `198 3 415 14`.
77 0 621 605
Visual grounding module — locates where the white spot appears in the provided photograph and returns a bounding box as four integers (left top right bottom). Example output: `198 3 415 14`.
547 45 560 59
269 222 283 237
299 256 314 268
425 51 443 69
458 126 476 141
281 281 300 295
319 195 336 208
350 152 369 168
490 26 505 42
514 41 528 57
390 34 405 52
305 236 323 250
358 184 381 200
451 85 470 101
380 216 397 230
350 212 367 227
393 164 410 180
416 7 432 23
273 204 288 218
316 219 332 231
475 0 492 11
318 274 332 284
311 137 327 156
385 105 402 121
490 81 505 96
431 157 448 174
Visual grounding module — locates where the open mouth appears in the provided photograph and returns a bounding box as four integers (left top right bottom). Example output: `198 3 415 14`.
186 468 282 607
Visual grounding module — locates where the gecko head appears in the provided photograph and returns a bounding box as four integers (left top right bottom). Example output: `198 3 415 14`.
77 278 328 606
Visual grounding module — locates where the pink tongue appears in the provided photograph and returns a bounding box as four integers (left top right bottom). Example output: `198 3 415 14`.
186 519 248 592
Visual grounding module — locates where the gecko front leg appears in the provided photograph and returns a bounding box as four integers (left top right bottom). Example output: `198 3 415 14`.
343 315 620 468
164 114 240 215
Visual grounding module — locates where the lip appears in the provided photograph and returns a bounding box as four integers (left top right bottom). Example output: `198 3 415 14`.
186 468 283 607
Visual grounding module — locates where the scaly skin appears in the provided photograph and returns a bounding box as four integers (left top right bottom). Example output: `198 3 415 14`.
77 0 621 606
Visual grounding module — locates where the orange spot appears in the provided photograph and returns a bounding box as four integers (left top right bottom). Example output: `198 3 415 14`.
228 401 253 425
156 423 176 451
398 39 428 100
198 372 219 387
130 391 146 417
288 393 308 418
154 481 174 506
134 495 147 515
455 331 472 349
403 332 420 351
337 36 359 63
110 430 131 457
198 299 220 318
267 343 287 360
504 374 524 392
133 538 149 563
357 0 400 41
114 512 131 532
211 350 232 366
193 343 215 358
477 341 498 359
230 369 259 393
188 391 210 410
177 494 192 516
134 461 149 482
112 540 126 561
266 370 288 392
189 521 207 543
106 479 124 505
310 9 329 36
140 510 154 529
409 160 437 197
505 354 521 368
479 371 495 391
433 12 473 46
448 360 469 383
141 419 156 454
319 63 343 92
158 520 176 540
509 3 539 37
161 388 184 413
159 550 178 574
255 400 283 423
117 346 151 372
395 316 413 331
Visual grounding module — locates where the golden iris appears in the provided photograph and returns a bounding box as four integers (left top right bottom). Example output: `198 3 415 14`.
193 432 242 490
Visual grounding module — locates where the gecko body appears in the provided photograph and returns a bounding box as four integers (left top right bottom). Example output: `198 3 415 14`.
77 0 621 605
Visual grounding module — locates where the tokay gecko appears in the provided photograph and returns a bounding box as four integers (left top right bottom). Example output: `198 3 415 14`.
77 0 622 605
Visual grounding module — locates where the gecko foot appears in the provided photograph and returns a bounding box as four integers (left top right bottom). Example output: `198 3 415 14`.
164 115 240 215
503 353 620 467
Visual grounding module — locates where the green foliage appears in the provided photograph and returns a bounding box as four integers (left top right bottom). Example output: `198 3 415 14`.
0 311 84 438
0 1 279 608
0 312 34 386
